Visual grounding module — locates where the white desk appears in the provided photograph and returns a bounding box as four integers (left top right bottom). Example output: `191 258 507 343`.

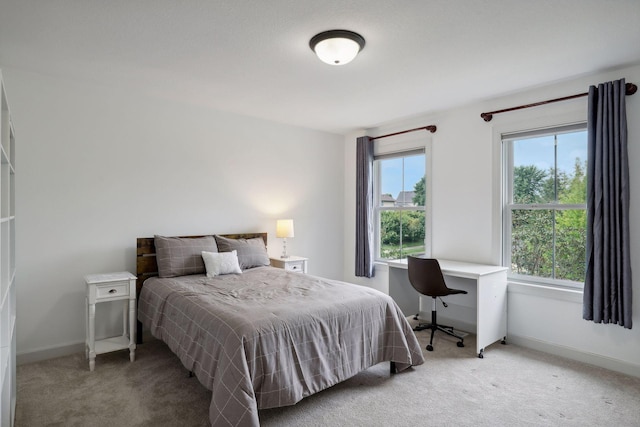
388 258 507 358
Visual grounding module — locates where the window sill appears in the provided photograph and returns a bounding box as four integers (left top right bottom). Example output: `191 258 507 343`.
374 261 390 271
508 281 583 304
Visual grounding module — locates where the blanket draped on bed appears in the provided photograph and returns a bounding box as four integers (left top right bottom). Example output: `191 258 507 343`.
138 267 424 426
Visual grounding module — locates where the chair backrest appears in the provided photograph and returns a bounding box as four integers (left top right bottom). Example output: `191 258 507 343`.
407 257 451 297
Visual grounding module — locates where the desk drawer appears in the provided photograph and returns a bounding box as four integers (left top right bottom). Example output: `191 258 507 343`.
95 282 130 300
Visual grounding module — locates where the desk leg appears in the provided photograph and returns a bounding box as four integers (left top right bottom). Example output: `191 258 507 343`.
476 271 508 358
88 302 96 371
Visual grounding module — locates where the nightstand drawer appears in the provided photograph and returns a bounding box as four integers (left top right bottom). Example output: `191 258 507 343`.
284 261 305 273
269 256 308 274
95 282 129 300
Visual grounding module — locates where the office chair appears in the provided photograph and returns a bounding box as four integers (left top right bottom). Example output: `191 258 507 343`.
407 257 467 351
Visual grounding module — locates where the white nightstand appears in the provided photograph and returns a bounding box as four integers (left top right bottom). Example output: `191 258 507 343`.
84 272 137 371
270 256 308 274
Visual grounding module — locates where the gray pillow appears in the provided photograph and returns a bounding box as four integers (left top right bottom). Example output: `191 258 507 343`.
154 235 217 278
214 235 270 270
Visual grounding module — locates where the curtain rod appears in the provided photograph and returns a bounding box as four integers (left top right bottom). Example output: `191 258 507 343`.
370 125 437 140
480 82 637 122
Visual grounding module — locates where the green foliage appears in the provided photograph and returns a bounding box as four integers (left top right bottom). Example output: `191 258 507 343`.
511 210 553 277
380 211 425 246
511 159 587 282
559 159 587 204
555 210 586 281
412 177 426 206
379 177 426 260
514 165 547 203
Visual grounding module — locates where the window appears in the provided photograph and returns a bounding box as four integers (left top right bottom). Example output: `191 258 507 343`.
374 149 426 260
502 123 587 287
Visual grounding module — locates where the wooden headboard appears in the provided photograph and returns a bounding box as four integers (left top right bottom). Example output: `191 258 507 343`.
136 232 268 296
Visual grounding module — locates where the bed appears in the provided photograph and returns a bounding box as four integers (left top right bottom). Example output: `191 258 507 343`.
136 233 424 426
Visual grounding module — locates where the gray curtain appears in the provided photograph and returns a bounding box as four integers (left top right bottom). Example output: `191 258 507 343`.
355 136 375 278
583 78 632 329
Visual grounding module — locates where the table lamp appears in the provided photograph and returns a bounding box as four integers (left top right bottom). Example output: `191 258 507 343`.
276 219 294 258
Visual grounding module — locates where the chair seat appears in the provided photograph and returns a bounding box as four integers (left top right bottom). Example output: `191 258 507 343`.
429 288 467 297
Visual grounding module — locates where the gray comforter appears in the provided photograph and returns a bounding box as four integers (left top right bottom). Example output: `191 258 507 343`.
138 266 424 426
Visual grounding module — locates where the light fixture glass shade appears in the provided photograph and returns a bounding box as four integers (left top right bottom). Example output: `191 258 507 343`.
276 219 295 238
313 38 360 65
310 30 365 66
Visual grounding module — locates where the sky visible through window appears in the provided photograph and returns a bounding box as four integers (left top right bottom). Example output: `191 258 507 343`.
380 155 425 198
513 131 587 172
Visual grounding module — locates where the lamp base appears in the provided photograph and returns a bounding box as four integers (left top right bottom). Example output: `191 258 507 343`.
281 238 289 258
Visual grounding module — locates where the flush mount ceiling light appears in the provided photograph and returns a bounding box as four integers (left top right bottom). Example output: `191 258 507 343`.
309 30 365 66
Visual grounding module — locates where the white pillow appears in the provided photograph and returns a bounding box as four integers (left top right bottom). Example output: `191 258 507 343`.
201 250 242 277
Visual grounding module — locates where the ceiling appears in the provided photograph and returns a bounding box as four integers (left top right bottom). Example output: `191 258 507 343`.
1 0 639 134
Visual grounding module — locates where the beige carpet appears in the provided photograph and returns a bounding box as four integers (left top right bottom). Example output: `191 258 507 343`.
16 323 640 426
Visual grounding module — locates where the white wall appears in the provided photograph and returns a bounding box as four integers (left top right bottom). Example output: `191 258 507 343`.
344 64 640 376
3 68 345 362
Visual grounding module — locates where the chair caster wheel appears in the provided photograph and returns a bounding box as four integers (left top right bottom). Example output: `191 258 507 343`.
478 353 484 359
426 344 433 352
457 341 464 348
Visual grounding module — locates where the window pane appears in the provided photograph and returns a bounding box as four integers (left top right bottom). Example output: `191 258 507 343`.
376 151 426 260
380 210 401 259
379 157 401 207
379 210 425 260
505 126 587 286
510 209 553 278
555 209 587 281
512 136 555 204
556 131 587 204
403 155 425 207
401 210 425 257
379 155 425 207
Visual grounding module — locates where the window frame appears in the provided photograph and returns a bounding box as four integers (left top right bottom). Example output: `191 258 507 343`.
372 139 431 262
501 122 588 289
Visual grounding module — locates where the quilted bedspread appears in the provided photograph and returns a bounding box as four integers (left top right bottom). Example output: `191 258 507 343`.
138 266 424 426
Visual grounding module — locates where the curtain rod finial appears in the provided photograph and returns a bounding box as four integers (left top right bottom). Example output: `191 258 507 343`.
626 83 637 96
481 113 493 122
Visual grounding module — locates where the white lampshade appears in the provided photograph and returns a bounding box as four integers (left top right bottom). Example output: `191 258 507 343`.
309 30 365 66
276 219 295 238
313 38 360 65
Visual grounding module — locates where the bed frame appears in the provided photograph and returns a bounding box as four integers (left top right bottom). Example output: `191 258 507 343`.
135 232 268 342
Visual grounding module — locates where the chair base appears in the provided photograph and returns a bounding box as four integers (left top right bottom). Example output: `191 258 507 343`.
413 307 465 351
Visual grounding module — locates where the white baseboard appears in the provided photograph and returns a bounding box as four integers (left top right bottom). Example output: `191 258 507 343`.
17 341 85 366
508 334 640 378
19 332 639 379
17 330 155 366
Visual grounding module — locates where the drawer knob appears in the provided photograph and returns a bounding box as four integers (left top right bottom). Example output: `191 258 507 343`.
109 289 117 294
